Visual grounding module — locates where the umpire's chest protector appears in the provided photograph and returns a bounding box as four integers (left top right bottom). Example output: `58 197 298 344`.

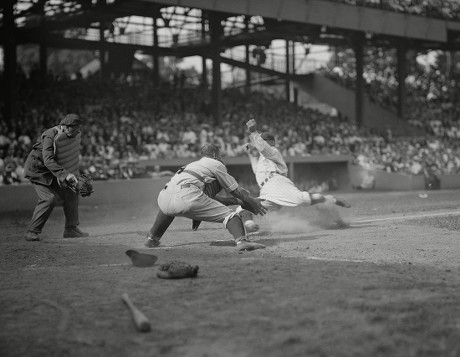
24 127 81 185
53 129 81 176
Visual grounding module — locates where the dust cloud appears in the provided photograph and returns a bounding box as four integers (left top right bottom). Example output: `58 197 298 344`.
257 204 349 233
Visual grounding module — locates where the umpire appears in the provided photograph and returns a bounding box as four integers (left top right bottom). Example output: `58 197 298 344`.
23 114 89 241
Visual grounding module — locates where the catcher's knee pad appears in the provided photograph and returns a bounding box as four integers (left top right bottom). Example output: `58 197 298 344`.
223 211 241 228
235 205 254 221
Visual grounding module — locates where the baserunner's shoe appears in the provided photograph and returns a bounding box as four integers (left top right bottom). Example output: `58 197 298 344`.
324 195 351 208
144 234 161 248
235 237 265 251
335 198 351 208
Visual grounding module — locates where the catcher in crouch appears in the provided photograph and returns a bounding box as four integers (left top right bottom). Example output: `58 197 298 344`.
23 114 91 241
238 118 351 231
144 143 267 251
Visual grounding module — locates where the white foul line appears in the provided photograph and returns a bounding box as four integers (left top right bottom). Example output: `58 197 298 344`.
354 210 460 224
307 256 366 263
24 263 130 270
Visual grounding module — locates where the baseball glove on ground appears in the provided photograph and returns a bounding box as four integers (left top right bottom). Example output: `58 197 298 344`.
157 260 199 279
68 174 94 197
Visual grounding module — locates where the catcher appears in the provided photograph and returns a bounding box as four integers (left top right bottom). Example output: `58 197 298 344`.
144 143 267 251
23 114 93 241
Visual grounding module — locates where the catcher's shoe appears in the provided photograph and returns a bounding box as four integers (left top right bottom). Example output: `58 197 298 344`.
63 226 89 238
235 237 266 251
244 220 260 234
324 195 351 208
144 234 161 248
24 231 41 242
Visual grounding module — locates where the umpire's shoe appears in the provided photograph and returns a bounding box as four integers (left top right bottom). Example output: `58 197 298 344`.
235 237 265 251
144 234 161 248
63 226 89 238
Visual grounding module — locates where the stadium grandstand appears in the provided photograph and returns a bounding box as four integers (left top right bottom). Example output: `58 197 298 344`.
1 0 459 190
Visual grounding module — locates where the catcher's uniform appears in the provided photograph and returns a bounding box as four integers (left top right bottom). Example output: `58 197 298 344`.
157 157 239 224
249 132 311 210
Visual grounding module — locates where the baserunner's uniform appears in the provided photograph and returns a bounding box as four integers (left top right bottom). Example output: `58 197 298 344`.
248 131 312 210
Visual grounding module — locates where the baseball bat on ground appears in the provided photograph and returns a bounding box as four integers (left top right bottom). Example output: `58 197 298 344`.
121 293 151 332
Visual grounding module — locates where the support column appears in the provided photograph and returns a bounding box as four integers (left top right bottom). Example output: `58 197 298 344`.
152 16 159 84
353 33 364 127
2 0 17 130
39 0 47 82
211 58 222 126
39 44 47 80
285 40 290 102
292 41 296 106
244 16 251 94
396 41 407 119
98 0 107 78
99 24 106 78
201 13 208 89
245 44 251 93
209 13 223 126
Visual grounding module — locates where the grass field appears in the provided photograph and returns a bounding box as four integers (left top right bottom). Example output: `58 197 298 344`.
1 189 460 357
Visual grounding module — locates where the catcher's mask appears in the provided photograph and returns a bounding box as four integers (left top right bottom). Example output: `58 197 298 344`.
201 144 222 162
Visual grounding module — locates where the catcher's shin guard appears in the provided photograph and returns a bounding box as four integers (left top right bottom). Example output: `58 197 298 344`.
146 210 174 247
225 215 266 251
225 215 246 239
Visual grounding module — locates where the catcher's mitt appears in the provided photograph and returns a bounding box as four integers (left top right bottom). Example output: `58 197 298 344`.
240 195 266 216
68 174 94 197
240 197 266 215
157 260 199 279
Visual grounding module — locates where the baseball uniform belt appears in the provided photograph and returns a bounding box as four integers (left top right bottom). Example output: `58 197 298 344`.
260 172 275 187
164 183 200 190
180 183 201 189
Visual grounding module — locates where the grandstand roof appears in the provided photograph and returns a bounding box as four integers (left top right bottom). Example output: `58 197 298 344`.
3 0 460 56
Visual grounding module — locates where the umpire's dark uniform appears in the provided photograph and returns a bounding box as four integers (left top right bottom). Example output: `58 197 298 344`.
23 114 88 241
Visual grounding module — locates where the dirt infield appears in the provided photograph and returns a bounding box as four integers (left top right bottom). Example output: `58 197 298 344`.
1 189 460 357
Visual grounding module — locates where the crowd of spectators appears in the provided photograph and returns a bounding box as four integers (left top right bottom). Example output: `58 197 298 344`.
0 72 365 185
324 48 460 123
1 51 459 189
336 0 460 21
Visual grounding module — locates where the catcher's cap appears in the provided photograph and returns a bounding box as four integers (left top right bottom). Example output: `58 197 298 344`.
261 132 275 142
201 143 221 159
60 114 81 126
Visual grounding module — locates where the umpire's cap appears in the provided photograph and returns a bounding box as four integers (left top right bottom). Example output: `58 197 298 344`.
201 143 221 159
60 114 81 126
261 132 275 142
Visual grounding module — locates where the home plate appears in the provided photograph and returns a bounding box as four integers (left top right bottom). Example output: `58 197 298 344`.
210 239 236 246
